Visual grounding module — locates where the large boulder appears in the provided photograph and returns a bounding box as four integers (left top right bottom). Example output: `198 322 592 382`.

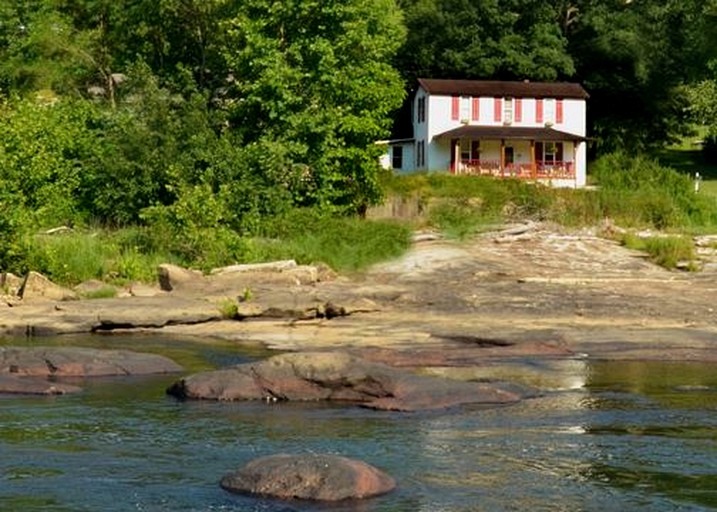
157 264 204 292
220 454 396 501
167 351 523 411
0 347 182 377
2 271 78 302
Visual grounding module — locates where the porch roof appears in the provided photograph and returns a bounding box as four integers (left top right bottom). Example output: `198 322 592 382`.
434 125 587 142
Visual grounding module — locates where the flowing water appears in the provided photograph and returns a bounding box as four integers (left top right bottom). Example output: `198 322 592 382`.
1 336 717 511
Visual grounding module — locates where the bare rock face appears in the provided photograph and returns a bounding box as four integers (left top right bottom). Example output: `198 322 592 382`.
0 347 182 378
167 351 523 411
220 454 396 501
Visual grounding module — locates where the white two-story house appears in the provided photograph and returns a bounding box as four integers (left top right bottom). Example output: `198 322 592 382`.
387 78 589 188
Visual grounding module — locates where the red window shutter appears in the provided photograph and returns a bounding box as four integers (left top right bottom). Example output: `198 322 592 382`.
494 97 502 122
556 99 564 124
515 98 522 122
471 98 480 121
536 99 544 124
451 96 460 120
535 142 544 163
556 142 563 162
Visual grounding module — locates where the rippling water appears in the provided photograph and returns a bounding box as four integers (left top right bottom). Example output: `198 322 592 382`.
1 336 717 511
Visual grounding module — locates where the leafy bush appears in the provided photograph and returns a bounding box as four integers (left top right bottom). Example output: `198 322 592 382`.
0 97 98 228
591 152 709 229
0 191 31 274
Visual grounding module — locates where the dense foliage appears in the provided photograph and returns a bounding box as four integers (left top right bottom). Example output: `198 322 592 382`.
0 0 408 274
2 0 717 280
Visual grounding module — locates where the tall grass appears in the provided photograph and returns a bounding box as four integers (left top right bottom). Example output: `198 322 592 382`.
618 233 697 270
24 229 175 285
254 209 412 272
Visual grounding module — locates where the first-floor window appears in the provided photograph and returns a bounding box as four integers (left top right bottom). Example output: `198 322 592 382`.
544 142 557 164
539 141 563 164
392 146 403 169
416 140 425 168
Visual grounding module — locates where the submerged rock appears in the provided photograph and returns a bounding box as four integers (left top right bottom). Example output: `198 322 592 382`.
0 347 182 378
0 374 82 395
167 351 523 411
220 454 396 501
0 347 182 396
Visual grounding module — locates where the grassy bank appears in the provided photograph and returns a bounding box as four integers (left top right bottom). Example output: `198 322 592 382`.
7 152 717 287
384 152 717 239
14 212 413 287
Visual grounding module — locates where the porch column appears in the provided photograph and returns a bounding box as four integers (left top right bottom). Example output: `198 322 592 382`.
449 138 457 174
572 140 578 179
500 139 505 177
454 139 461 174
530 140 536 179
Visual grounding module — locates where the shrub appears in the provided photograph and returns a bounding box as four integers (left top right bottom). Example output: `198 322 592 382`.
619 233 696 270
592 152 717 229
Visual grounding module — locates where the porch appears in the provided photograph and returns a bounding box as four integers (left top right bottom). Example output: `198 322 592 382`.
436 125 585 183
455 159 575 180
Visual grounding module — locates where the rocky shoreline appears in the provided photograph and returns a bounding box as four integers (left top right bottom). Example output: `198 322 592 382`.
2 223 717 366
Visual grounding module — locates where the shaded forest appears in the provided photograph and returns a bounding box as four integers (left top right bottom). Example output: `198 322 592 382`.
2 0 717 276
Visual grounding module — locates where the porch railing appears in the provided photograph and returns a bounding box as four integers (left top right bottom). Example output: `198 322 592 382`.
456 160 575 180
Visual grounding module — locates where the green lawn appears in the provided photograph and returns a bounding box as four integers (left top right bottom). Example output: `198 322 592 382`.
656 140 717 198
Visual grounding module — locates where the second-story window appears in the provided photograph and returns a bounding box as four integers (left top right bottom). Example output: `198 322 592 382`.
503 97 513 124
417 97 426 123
460 96 471 122
544 99 556 125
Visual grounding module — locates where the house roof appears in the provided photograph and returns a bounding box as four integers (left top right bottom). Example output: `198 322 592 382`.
434 125 587 141
417 78 589 100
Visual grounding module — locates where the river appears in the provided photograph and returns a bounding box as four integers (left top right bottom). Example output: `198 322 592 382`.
1 335 717 511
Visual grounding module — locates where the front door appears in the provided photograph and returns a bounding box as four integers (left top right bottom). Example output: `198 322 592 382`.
505 146 514 167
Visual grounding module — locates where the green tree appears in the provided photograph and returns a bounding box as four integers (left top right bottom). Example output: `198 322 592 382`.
0 95 98 226
219 0 406 212
568 0 717 153
396 0 575 83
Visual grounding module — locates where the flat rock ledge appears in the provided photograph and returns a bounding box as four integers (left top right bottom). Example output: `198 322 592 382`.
220 454 396 501
0 347 183 395
167 351 523 412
